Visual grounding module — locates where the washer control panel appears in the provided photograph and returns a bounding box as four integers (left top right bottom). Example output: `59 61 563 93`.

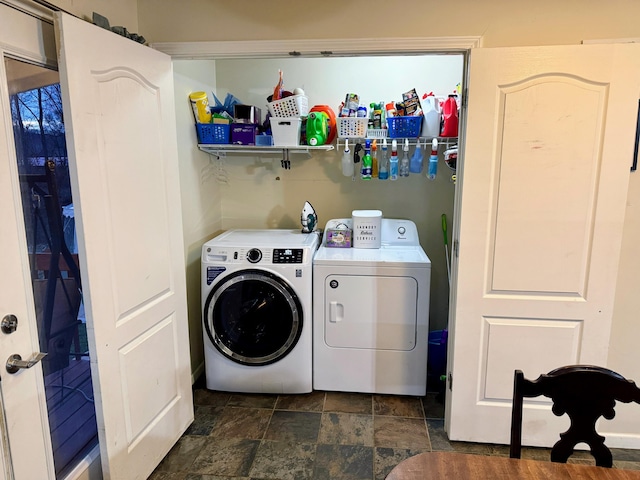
273 248 304 264
204 247 310 265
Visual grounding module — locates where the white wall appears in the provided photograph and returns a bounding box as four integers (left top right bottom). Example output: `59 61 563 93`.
137 0 640 48
49 0 138 32
173 59 221 376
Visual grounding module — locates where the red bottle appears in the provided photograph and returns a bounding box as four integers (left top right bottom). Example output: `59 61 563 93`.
441 95 459 137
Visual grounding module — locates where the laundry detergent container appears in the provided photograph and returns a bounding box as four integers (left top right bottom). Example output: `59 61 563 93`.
352 210 382 248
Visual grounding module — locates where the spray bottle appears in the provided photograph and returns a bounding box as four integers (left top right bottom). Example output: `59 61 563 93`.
341 139 353 177
427 138 438 180
361 139 372 180
399 138 410 177
371 140 379 178
409 138 424 174
378 138 389 180
390 140 399 180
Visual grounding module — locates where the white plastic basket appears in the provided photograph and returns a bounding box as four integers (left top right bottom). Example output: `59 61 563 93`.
366 129 387 139
352 209 382 249
337 117 368 138
267 95 309 118
270 117 301 146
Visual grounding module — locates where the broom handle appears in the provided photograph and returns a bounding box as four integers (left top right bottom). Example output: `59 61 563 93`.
442 214 451 287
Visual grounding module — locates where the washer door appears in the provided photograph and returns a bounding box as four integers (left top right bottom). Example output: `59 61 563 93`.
204 269 303 366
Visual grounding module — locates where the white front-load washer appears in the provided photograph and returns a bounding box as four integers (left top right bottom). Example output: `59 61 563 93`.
202 229 319 393
313 218 431 396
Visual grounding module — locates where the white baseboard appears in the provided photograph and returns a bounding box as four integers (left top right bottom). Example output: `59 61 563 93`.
601 432 640 450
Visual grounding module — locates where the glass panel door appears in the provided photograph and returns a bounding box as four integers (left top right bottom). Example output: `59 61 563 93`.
4 56 98 479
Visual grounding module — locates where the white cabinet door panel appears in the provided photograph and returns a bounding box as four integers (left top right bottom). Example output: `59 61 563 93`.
54 12 193 480
447 43 640 447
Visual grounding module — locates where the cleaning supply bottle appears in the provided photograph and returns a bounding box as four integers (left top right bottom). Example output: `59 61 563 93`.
441 94 459 137
371 140 379 178
385 102 396 119
370 102 383 129
409 138 424 174
361 139 372 180
427 138 438 180
306 111 328 146
378 138 389 180
390 140 399 180
341 139 353 177
421 92 441 138
399 138 410 177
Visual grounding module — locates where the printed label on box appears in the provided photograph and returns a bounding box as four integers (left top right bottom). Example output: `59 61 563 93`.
326 229 352 248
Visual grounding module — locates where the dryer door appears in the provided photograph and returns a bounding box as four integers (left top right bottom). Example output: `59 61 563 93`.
324 274 418 351
204 270 303 366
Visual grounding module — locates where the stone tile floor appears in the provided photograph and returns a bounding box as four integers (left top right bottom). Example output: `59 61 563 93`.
149 382 640 480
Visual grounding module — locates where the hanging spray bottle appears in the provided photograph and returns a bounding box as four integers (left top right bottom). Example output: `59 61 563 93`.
399 138 410 177
361 139 372 180
409 138 424 174
341 139 353 177
390 139 399 181
427 138 438 180
371 140 378 178
378 138 389 180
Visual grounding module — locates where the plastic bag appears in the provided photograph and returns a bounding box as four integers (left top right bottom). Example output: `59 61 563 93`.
210 92 243 116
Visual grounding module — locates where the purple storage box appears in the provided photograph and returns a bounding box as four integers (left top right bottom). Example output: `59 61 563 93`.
231 123 258 145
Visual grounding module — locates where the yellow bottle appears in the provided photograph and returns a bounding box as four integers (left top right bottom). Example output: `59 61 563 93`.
189 91 212 123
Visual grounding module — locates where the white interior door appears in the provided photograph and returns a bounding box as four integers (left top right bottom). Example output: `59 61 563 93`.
54 12 193 479
446 44 640 446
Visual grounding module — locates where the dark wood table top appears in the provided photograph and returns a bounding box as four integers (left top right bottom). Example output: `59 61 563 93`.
385 452 640 479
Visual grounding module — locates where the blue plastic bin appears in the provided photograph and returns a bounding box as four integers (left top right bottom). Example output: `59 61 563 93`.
196 122 230 144
387 116 423 138
428 329 448 376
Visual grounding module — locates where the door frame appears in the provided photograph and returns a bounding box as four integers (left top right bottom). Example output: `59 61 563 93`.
0 1 102 479
151 37 481 59
153 33 474 402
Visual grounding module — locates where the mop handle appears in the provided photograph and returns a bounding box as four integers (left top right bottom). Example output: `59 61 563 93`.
441 214 448 246
442 213 451 288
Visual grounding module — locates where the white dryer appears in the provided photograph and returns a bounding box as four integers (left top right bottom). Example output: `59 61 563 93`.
313 218 431 396
202 229 319 393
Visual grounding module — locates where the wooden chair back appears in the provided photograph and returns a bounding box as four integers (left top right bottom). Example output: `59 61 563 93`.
510 365 640 467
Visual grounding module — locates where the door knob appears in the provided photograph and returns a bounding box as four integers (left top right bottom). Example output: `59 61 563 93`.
6 352 46 374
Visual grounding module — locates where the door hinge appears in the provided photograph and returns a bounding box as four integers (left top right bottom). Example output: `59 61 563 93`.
453 239 459 258
448 372 453 390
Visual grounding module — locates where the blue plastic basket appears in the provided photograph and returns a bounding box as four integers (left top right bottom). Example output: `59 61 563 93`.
196 123 230 144
387 116 423 138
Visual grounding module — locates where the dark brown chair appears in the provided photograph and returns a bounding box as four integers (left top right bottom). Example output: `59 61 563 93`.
510 365 640 467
